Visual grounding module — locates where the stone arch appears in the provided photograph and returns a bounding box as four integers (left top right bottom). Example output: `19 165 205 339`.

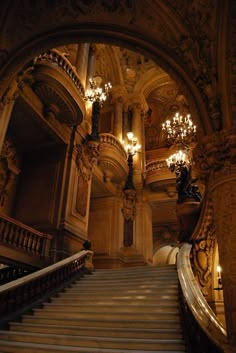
0 2 213 135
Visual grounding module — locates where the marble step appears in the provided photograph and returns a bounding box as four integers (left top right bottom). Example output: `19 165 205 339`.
62 287 178 295
22 315 182 329
32 308 180 321
42 303 179 313
51 297 178 305
72 281 179 288
0 340 186 353
0 330 186 351
10 322 183 339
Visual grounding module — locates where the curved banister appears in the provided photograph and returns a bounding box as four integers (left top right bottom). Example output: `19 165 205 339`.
177 243 228 351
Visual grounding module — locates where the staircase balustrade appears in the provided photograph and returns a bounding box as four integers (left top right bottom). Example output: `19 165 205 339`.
0 266 30 285
34 49 85 97
177 243 228 353
0 213 52 257
0 250 93 328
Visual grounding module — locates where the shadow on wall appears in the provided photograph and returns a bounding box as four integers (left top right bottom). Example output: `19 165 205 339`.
153 245 179 265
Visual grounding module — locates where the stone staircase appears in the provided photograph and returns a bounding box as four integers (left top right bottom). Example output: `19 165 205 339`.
0 265 186 352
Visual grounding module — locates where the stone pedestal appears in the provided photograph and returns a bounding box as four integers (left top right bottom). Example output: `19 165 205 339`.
119 246 146 267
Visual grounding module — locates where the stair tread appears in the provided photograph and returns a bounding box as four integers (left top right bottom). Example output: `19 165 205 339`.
2 265 186 352
0 340 185 353
0 330 184 343
10 322 182 333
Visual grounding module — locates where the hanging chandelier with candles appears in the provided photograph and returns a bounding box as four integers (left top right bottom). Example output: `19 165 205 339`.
84 76 112 106
162 112 197 146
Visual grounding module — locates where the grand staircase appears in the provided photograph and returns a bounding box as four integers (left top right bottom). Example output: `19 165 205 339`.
0 265 186 353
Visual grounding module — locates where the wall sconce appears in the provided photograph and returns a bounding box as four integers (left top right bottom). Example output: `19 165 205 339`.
214 265 223 290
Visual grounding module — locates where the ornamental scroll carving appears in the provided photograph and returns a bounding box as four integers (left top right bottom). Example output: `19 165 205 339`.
191 197 216 297
75 141 100 217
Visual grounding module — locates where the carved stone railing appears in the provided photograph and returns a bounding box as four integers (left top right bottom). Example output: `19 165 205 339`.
146 159 167 173
0 250 93 327
0 213 52 257
145 159 175 191
98 133 128 184
34 49 85 97
177 243 228 352
99 133 127 160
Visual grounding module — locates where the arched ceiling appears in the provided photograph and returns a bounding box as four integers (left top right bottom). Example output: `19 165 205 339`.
60 42 195 153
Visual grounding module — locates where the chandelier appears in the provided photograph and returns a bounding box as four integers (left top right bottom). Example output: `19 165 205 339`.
126 132 141 156
162 112 197 146
166 150 191 171
84 76 112 106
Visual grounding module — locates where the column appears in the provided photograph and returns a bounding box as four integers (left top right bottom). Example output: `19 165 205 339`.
113 96 124 141
130 102 143 188
75 43 90 88
86 44 96 89
193 128 236 352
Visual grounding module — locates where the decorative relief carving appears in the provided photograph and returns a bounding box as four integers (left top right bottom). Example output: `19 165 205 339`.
166 1 221 131
192 223 216 296
0 138 20 207
75 140 100 217
122 188 136 222
193 128 236 183
191 197 216 296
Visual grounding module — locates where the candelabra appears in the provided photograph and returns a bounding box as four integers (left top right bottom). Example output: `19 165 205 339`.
123 132 141 190
84 76 112 140
122 132 140 248
162 112 197 146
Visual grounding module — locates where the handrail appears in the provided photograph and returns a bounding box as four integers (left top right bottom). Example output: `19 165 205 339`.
34 48 85 97
99 133 127 160
177 243 228 351
0 213 52 257
0 249 93 326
